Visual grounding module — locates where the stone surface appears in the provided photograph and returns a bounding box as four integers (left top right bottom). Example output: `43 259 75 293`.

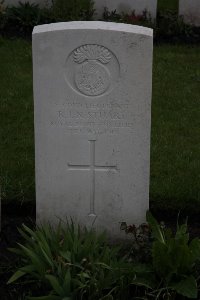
94 0 157 19
33 21 153 238
179 0 200 26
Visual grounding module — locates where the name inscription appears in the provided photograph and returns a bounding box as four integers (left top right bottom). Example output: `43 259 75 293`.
50 101 136 135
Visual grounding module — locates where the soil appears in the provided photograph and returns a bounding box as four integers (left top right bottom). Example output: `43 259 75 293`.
0 203 35 300
1 203 200 299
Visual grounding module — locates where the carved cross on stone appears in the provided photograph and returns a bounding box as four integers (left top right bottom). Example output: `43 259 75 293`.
68 140 118 217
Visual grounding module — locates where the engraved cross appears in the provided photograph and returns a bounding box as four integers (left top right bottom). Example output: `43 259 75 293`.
68 140 118 217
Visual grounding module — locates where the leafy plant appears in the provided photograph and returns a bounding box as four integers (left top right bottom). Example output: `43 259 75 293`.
0 0 95 38
102 8 155 29
102 7 200 44
120 222 152 263
132 212 200 299
50 0 95 21
156 10 194 42
5 1 41 32
7 221 133 299
122 9 154 29
102 8 123 23
0 0 4 14
157 0 179 13
0 0 6 30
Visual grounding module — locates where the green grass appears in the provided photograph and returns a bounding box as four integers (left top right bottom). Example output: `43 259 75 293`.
0 37 200 212
151 44 200 211
0 37 34 203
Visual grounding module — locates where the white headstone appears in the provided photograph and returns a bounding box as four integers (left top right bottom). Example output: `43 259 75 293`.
179 0 200 26
33 21 153 238
94 0 157 19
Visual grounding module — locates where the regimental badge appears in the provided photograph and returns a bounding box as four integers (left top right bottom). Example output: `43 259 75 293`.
65 44 120 98
73 45 111 96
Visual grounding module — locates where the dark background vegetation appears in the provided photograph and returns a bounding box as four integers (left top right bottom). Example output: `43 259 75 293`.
0 0 200 214
0 0 200 299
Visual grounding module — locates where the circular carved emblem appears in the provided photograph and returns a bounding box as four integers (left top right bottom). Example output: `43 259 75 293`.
65 44 119 97
75 61 110 96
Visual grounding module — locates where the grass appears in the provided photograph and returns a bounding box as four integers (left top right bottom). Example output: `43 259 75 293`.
151 44 200 211
0 37 35 203
0 37 200 212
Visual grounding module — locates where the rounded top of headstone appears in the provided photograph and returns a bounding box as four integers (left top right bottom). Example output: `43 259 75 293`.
32 21 153 37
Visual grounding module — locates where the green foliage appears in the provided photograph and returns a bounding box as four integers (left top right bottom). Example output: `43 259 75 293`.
102 8 200 44
0 0 95 37
120 222 152 263
102 8 155 29
1 0 199 42
49 0 95 21
5 1 41 34
5 214 200 299
156 11 196 43
0 0 4 13
7 222 133 299
0 0 6 30
157 0 179 13
132 212 200 299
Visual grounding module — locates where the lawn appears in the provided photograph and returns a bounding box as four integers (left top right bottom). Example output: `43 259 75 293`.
151 44 200 211
0 37 200 213
0 38 34 204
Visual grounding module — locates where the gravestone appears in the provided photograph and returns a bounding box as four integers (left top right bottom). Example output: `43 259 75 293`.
94 0 157 19
179 0 200 26
33 21 153 238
